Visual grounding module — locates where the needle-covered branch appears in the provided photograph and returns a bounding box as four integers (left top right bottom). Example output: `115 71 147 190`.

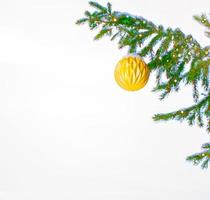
76 1 209 130
153 94 210 130
186 143 210 169
194 14 210 38
76 1 210 168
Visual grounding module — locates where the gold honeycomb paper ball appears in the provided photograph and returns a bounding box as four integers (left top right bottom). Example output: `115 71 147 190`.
114 55 150 91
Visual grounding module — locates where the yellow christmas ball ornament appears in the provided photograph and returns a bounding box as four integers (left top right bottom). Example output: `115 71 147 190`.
114 55 150 91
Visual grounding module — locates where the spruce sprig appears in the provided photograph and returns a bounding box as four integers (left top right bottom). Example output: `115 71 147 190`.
76 1 210 168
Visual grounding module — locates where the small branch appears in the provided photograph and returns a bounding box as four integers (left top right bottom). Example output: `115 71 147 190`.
186 143 210 169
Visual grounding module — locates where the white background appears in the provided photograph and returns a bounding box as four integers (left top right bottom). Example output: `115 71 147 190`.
0 0 209 199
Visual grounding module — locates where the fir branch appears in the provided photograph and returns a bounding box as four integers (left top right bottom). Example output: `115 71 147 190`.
194 14 210 39
186 143 210 169
76 1 209 130
194 14 210 29
153 95 209 128
89 1 107 12
76 2 210 168
75 18 89 25
94 28 111 40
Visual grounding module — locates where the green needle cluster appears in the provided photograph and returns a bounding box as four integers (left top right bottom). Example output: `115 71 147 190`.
76 1 210 169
